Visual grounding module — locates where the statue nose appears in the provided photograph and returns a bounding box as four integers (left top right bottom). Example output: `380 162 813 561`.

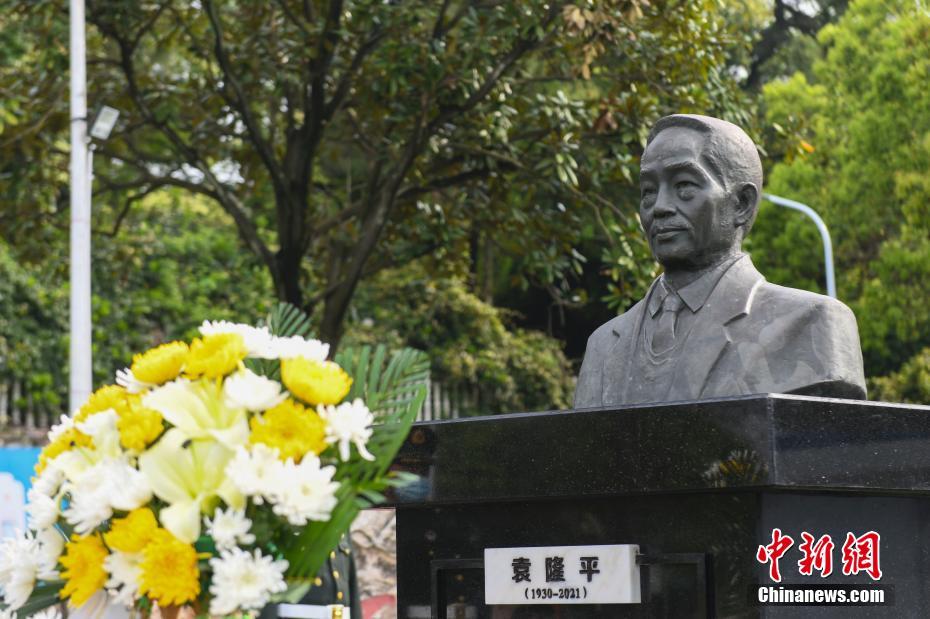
653 196 676 218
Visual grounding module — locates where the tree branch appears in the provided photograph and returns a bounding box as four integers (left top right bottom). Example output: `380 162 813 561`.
202 0 288 195
89 17 281 288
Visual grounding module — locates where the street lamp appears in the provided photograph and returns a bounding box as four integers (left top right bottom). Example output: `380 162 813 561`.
89 105 120 140
762 193 837 299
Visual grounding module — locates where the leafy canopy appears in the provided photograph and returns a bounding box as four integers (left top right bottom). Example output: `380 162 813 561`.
751 0 930 377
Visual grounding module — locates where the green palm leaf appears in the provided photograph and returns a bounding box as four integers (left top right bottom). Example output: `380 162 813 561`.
246 302 318 379
267 303 315 339
283 343 428 577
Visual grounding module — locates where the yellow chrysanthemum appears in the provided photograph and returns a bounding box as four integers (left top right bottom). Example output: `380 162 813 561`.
138 529 201 606
132 341 189 385
104 507 159 554
184 333 247 379
60 534 108 608
35 427 93 475
281 358 352 406
74 385 127 422
116 395 164 451
250 398 327 461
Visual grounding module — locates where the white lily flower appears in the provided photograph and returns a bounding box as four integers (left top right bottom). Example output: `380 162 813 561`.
318 398 376 461
223 369 287 412
267 335 329 362
199 321 276 358
143 378 248 448
139 429 243 543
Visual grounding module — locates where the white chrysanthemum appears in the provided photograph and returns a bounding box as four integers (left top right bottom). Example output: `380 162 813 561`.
62 458 152 534
26 489 59 531
199 320 276 358
269 455 340 526
318 398 375 461
267 335 329 362
104 550 142 606
47 415 75 442
68 591 110 619
35 528 65 581
205 507 256 550
31 462 65 498
0 531 40 610
226 444 286 504
223 370 287 412
115 367 154 394
28 607 62 619
208 548 288 616
0 607 15 619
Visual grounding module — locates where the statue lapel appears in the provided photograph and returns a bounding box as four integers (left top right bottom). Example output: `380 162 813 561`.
601 285 655 406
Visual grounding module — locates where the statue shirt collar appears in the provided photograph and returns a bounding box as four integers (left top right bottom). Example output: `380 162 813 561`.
648 253 745 317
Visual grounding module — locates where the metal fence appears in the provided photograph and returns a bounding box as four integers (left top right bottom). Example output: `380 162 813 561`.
418 381 483 422
0 381 58 431
0 379 474 431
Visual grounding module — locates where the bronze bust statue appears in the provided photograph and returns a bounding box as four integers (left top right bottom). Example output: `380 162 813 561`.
574 114 866 408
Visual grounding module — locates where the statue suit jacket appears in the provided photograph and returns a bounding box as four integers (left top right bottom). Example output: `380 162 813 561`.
574 255 867 408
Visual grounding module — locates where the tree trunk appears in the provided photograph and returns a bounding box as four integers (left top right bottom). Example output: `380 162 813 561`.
275 246 303 308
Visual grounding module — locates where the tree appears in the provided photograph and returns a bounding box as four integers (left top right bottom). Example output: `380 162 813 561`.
742 0 849 89
2 0 753 350
751 0 930 377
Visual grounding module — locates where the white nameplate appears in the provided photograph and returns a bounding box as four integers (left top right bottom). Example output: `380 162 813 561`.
484 544 641 605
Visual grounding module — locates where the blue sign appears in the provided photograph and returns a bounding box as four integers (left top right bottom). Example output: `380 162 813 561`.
0 447 38 538
0 446 41 491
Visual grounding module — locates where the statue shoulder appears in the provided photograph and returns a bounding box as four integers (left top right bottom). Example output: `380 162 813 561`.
585 299 646 352
754 282 857 323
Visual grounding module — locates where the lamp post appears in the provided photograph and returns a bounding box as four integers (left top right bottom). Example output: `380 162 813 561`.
762 193 837 299
69 0 91 412
70 0 120 411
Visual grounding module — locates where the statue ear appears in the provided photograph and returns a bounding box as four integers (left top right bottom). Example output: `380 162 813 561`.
734 182 758 228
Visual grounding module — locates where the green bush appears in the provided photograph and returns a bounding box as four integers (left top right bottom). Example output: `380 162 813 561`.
345 265 575 414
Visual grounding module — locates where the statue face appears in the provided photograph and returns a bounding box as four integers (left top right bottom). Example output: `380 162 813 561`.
639 127 740 270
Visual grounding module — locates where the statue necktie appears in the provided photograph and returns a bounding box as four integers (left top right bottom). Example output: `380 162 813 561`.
652 293 683 353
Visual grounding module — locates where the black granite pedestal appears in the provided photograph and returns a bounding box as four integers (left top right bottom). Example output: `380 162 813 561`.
387 395 930 618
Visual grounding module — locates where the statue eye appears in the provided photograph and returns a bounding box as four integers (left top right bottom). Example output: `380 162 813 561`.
641 185 657 202
676 181 697 199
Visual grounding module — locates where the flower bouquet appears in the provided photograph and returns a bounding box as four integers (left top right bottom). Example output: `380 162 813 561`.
0 305 427 617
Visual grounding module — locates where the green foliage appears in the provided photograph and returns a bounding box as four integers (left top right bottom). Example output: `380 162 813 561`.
0 241 67 411
346 264 575 413
871 348 930 405
752 0 930 377
0 190 274 409
1 0 755 346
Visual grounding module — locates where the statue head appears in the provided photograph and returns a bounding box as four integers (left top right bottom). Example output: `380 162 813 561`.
639 114 763 271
